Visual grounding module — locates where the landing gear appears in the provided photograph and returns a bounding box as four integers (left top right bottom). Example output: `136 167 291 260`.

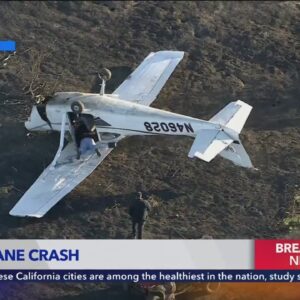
98 68 112 81
71 101 85 114
98 68 112 95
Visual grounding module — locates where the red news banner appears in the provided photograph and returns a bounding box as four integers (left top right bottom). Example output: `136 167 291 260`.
255 240 300 270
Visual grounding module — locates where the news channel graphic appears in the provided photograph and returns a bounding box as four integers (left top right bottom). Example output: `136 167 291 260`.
0 41 16 52
0 239 299 283
0 270 299 283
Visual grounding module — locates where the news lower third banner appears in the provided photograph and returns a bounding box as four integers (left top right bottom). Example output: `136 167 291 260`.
0 240 299 283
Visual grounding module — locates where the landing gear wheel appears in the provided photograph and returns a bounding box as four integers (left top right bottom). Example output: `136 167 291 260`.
71 101 84 114
99 68 112 81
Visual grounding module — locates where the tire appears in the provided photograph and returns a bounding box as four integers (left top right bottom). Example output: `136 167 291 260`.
71 101 84 114
99 68 112 81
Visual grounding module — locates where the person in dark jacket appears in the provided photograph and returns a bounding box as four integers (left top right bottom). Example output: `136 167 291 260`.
129 192 151 239
73 117 100 158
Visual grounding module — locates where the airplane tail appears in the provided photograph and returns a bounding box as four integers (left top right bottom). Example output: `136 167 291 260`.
188 100 254 168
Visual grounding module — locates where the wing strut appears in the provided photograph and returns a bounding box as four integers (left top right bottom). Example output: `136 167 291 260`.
50 113 66 170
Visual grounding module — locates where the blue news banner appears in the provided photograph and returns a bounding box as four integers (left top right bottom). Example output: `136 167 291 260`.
0 270 299 283
0 41 16 52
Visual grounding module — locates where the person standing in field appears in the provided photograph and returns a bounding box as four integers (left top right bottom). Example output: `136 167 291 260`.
129 192 151 239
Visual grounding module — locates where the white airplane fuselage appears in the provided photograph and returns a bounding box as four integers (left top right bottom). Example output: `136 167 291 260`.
9 50 254 219
26 92 220 139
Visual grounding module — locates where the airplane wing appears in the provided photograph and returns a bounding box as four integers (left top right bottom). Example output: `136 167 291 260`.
112 50 184 106
10 113 118 218
9 142 114 218
10 51 184 217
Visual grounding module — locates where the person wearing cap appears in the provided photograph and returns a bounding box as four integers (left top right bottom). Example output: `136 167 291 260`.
129 192 151 239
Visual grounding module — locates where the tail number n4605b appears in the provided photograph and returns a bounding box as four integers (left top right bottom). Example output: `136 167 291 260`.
144 122 194 133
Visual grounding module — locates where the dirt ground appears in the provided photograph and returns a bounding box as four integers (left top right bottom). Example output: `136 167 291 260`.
0 1 299 240
0 1 299 299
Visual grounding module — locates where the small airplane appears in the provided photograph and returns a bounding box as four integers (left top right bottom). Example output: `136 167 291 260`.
10 51 254 218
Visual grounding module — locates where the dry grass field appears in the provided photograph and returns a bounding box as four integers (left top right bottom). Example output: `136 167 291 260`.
0 1 299 299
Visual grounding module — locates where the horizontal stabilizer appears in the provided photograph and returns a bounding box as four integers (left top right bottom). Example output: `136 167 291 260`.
210 100 252 134
188 130 233 162
219 140 253 168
